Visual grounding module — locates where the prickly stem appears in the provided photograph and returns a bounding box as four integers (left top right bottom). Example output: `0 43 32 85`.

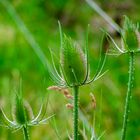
73 86 79 140
121 51 134 140
23 124 30 140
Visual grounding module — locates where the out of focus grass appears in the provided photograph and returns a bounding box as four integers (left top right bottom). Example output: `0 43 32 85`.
0 0 140 140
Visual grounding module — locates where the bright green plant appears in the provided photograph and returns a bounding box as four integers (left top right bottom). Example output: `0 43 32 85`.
0 86 53 140
48 22 107 140
106 16 140 140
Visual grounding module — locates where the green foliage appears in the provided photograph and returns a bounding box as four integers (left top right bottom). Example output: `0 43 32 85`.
0 0 140 140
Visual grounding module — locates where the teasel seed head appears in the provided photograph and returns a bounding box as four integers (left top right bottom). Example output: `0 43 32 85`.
0 93 54 132
122 16 140 51
104 16 140 55
47 22 107 88
60 35 87 86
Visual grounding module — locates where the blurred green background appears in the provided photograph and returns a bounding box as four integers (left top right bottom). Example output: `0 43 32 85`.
0 0 140 140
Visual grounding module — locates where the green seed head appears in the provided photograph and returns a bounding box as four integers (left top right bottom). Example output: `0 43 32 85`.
122 16 140 51
60 35 86 86
49 22 106 87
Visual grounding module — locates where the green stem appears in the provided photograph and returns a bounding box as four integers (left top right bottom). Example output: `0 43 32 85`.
73 86 79 140
121 51 134 140
23 124 30 140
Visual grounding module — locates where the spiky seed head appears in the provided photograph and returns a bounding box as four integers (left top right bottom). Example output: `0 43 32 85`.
60 35 86 86
12 95 34 124
122 16 140 51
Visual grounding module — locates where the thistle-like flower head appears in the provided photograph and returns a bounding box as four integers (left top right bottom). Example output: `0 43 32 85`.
106 16 140 55
122 16 140 51
48 22 107 88
0 92 53 132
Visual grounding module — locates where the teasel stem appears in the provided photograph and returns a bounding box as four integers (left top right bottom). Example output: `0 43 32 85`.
121 51 134 140
73 86 79 140
23 124 30 140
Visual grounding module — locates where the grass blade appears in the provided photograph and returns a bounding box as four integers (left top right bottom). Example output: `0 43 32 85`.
85 0 121 32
